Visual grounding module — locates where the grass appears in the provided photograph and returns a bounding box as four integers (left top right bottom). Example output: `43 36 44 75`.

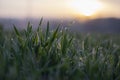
0 18 120 80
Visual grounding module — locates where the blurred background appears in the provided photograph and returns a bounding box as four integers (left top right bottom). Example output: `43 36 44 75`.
0 0 120 33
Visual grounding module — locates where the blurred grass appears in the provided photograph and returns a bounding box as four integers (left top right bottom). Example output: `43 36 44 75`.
0 19 120 80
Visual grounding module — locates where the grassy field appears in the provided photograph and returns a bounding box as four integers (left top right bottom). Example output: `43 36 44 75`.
0 19 120 80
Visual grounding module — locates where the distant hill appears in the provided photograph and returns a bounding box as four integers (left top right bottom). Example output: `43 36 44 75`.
82 18 120 33
0 18 120 33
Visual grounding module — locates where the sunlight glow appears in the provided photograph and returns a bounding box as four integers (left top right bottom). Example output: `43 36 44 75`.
67 0 103 16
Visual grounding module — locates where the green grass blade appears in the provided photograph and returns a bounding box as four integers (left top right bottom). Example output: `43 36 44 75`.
37 18 43 32
45 21 50 41
13 25 20 36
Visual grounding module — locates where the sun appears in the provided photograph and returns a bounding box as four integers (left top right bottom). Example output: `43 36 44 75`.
67 0 103 16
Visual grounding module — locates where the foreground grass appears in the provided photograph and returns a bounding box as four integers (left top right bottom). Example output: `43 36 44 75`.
0 19 120 80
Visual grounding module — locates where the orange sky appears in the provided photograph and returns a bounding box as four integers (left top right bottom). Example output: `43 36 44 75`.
0 0 120 19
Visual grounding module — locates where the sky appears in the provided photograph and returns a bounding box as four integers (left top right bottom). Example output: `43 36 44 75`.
0 0 120 19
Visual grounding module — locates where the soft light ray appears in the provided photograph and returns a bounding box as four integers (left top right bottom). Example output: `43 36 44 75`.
67 0 103 16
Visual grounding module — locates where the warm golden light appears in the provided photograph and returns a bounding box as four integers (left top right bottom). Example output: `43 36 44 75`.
67 0 103 16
